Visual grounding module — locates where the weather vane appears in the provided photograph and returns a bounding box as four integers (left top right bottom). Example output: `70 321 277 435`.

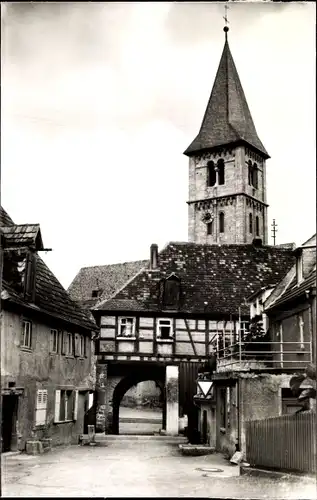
223 4 230 28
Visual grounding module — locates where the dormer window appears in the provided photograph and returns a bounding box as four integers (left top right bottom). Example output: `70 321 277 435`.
91 289 102 298
163 274 180 310
207 161 216 187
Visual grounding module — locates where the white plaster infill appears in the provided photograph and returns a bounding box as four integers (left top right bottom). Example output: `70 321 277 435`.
116 336 137 340
157 338 174 343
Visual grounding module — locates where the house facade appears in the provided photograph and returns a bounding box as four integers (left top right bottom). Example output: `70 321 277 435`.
92 240 294 440
195 234 316 458
0 207 97 452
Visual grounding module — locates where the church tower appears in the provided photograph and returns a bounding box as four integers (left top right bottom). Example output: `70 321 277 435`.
184 26 270 245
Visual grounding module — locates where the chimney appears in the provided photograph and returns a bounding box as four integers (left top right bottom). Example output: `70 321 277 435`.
150 244 159 270
252 237 262 247
24 249 37 302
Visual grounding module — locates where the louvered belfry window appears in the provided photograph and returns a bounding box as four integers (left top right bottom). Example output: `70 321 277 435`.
35 389 48 426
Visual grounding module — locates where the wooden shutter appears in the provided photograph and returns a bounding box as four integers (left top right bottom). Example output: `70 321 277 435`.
73 390 78 421
85 336 90 358
35 389 48 425
54 390 61 422
61 332 67 355
74 333 80 357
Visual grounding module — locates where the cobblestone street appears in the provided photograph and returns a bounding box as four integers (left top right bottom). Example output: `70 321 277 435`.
2 438 316 498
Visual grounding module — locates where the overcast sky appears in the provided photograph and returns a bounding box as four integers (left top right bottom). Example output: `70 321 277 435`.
1 2 316 289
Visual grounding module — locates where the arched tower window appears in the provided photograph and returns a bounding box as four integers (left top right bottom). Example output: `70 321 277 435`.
249 213 253 234
207 221 213 235
252 163 258 189
248 160 253 186
255 216 260 236
217 159 225 185
207 161 216 187
162 274 180 310
219 212 225 233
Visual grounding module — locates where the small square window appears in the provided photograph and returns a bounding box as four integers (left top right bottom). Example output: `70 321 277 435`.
119 318 135 337
157 319 173 339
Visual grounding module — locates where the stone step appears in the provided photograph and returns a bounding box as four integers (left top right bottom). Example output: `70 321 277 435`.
80 434 188 445
119 418 162 424
179 444 215 456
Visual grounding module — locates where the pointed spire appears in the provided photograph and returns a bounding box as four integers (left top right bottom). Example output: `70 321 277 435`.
184 28 269 158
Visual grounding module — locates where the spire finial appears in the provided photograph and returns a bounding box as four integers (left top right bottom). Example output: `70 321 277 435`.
223 3 229 39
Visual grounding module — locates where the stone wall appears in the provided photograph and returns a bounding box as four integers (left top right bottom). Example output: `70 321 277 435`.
187 145 268 244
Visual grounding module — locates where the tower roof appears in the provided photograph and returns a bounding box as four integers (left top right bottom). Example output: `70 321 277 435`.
184 30 269 158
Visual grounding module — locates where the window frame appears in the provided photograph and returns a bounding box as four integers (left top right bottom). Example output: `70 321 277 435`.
207 161 216 187
50 329 59 354
35 389 48 427
157 318 173 340
66 332 74 356
118 317 136 338
217 159 225 185
21 320 32 349
54 389 78 423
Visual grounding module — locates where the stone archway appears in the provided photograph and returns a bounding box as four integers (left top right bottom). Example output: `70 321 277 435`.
112 376 165 435
96 362 179 435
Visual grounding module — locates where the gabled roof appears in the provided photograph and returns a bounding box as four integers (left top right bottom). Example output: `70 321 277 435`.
67 260 148 309
265 267 316 312
0 206 14 226
1 206 96 332
1 224 44 250
184 32 269 158
94 242 295 317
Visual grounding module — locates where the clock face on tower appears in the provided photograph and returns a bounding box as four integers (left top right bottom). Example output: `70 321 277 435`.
201 211 214 224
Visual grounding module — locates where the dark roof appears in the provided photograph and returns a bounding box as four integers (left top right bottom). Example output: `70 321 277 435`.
0 206 14 226
266 267 316 311
1 224 44 250
67 260 149 309
94 242 295 316
1 206 96 332
184 36 269 158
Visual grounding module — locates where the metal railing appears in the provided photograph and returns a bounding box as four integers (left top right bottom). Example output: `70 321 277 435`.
216 340 313 370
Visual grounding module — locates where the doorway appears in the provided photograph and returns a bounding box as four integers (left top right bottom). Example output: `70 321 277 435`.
1 395 18 452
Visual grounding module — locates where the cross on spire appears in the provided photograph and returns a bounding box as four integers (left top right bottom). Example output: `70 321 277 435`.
223 4 230 38
223 4 229 27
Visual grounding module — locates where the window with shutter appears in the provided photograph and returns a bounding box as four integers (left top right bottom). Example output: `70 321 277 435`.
73 391 78 420
50 329 58 354
74 333 81 357
35 389 48 426
84 336 90 358
61 332 67 355
54 390 61 422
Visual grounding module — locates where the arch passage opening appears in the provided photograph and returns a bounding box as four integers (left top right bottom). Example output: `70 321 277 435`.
112 375 165 435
